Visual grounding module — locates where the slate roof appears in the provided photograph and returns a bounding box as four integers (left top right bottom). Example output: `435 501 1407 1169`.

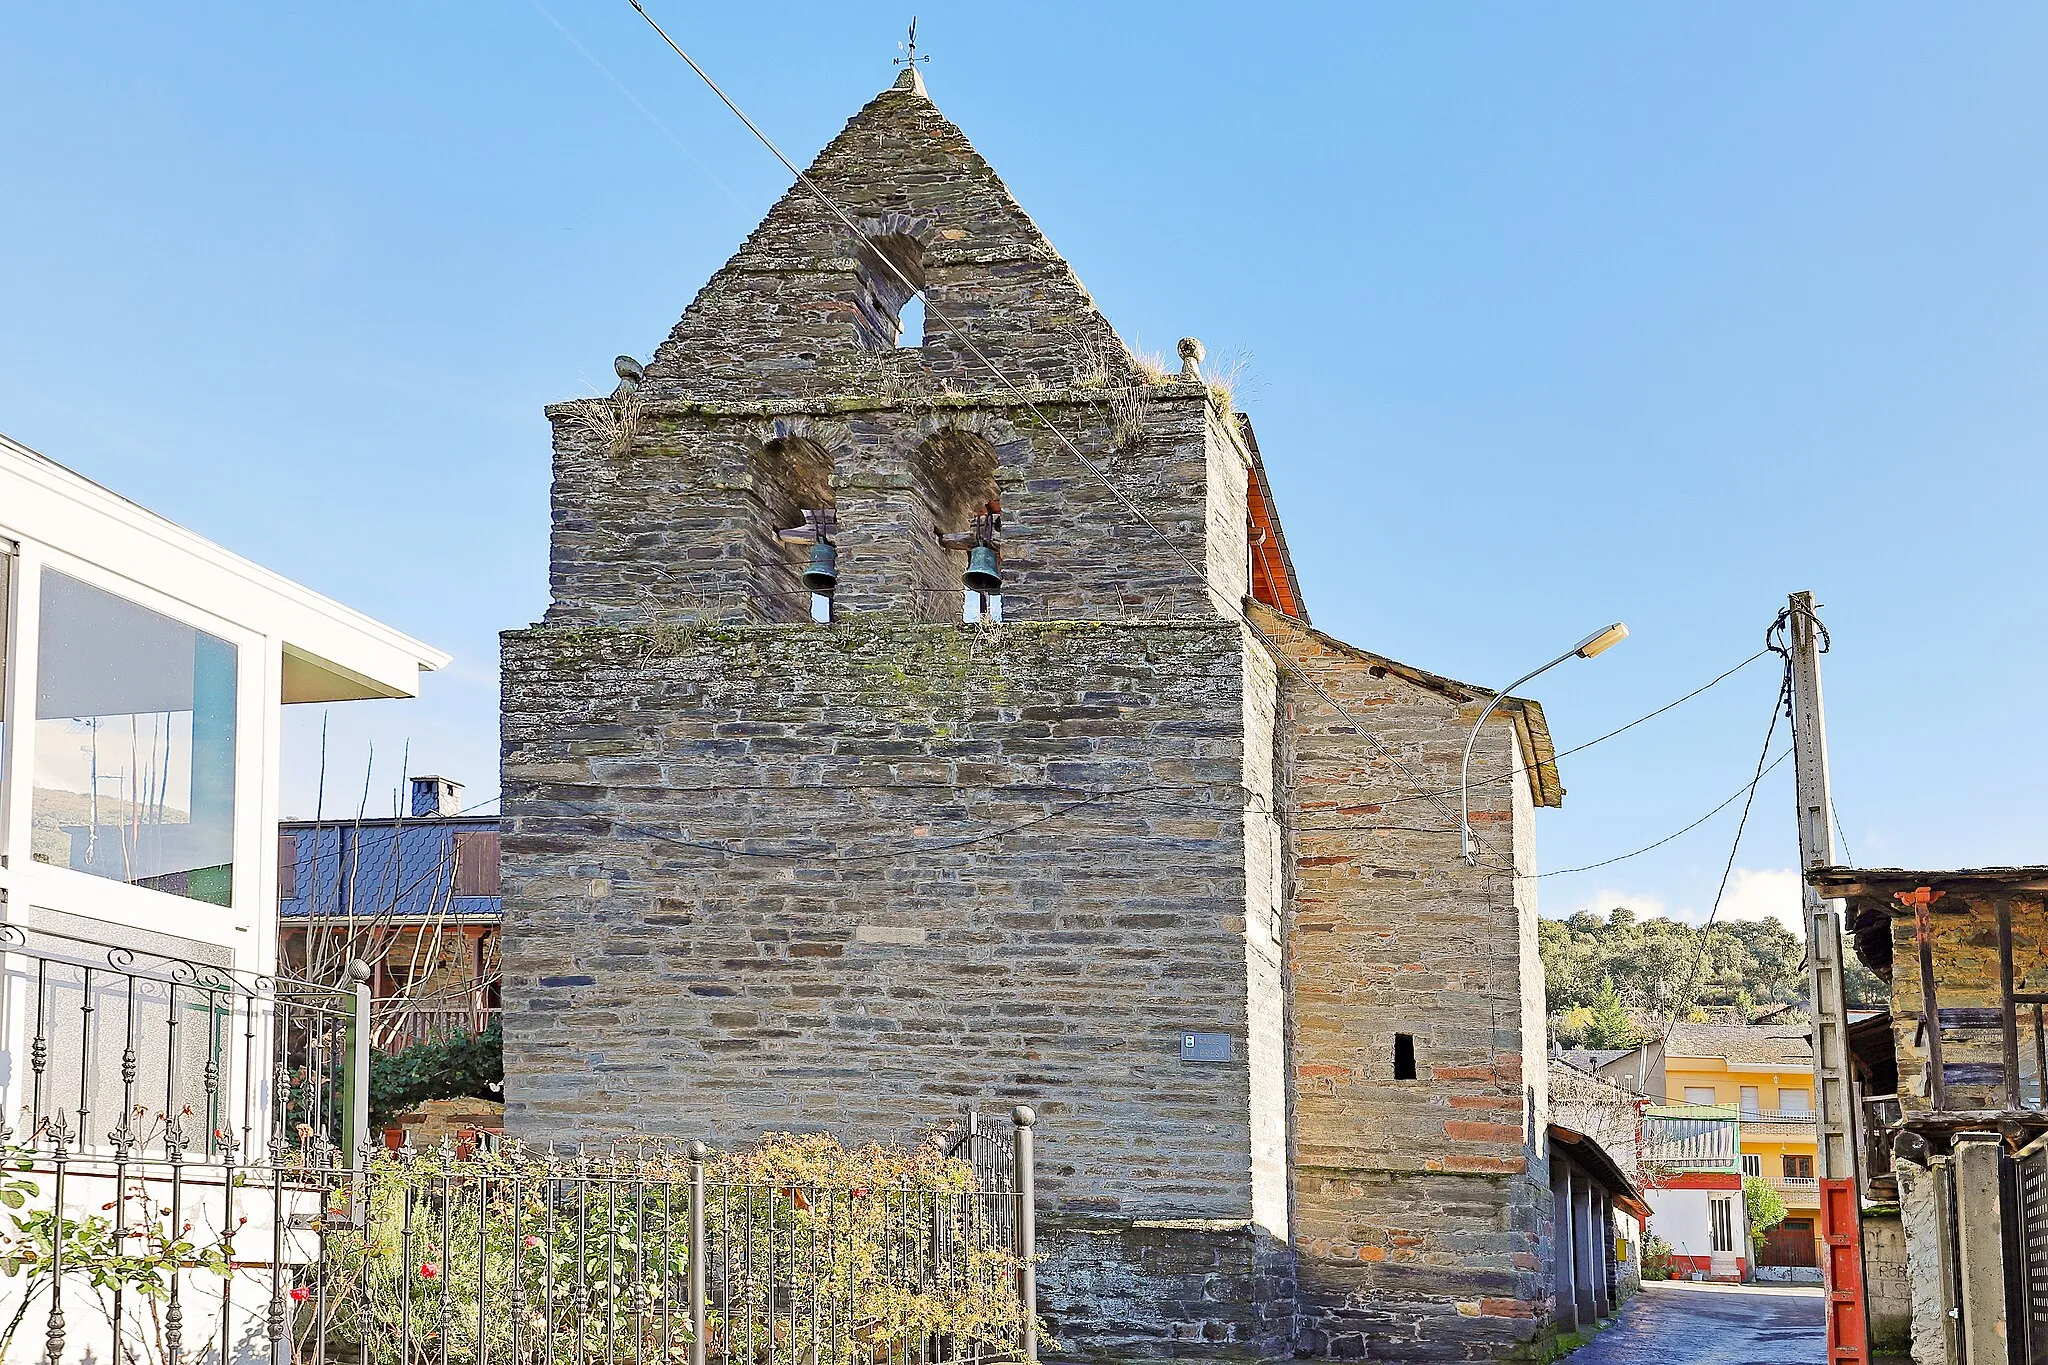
1665 1023 1811 1066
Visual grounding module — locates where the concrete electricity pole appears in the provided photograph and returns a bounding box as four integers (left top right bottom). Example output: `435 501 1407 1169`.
1784 590 1867 1364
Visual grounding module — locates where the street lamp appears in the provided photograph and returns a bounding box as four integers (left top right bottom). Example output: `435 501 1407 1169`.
1459 622 1629 864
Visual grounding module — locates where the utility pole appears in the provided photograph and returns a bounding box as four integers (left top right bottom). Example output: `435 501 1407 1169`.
1785 590 1867 1365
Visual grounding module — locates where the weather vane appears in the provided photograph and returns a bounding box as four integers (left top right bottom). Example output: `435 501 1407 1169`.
895 17 928 69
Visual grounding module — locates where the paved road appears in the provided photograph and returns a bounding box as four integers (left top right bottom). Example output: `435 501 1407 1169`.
1561 1282 1824 1365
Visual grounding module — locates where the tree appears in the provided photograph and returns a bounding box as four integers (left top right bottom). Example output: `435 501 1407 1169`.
1744 1175 1788 1246
1581 978 1638 1049
1540 907 1816 1024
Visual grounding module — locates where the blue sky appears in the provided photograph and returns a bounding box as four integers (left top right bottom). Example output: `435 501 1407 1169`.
4 4 2043 926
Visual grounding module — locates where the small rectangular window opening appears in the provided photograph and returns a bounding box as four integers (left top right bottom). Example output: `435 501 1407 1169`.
897 295 925 348
1394 1033 1417 1081
811 592 832 623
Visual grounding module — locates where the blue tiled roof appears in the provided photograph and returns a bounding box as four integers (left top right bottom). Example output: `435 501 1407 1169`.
279 816 500 920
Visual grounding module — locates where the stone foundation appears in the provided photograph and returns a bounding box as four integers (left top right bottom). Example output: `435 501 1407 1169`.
1039 1219 1296 1361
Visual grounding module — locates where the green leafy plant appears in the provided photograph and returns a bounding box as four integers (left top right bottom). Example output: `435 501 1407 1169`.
1641 1234 1675 1281
1580 978 1639 1049
369 1022 505 1128
0 1116 242 1364
1744 1175 1788 1245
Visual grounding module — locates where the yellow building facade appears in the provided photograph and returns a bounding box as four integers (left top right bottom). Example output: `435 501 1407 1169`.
1661 1023 1822 1270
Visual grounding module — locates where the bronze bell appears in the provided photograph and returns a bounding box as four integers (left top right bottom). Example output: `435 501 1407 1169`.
802 541 838 593
963 543 1002 595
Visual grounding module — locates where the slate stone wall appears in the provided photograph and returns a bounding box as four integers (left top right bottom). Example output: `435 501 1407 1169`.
636 76 1125 404
1039 1217 1298 1360
1250 606 1556 1360
500 617 1279 1219
543 388 1222 630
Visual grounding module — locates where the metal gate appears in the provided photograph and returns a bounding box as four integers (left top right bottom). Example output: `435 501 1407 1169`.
2003 1142 2048 1365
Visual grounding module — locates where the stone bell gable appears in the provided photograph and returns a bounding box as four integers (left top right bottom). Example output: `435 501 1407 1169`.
643 70 1125 404
506 68 1570 1364
538 70 1253 633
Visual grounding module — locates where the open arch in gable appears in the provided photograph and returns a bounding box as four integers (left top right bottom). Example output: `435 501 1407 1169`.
743 423 845 622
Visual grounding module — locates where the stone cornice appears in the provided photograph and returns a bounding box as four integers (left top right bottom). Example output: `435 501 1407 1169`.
544 380 1213 423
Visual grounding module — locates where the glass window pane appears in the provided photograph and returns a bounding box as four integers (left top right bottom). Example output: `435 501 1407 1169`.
32 571 238 904
0 550 10 813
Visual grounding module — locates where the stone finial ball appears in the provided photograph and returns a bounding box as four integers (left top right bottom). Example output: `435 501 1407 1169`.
688 1140 710 1161
1012 1105 1036 1128
1177 337 1205 364
614 355 646 382
347 959 373 984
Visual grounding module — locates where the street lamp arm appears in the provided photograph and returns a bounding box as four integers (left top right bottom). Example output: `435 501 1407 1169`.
1458 647 1580 865
1457 623 1626 865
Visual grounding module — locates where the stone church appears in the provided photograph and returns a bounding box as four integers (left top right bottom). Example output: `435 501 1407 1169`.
502 67 1572 1361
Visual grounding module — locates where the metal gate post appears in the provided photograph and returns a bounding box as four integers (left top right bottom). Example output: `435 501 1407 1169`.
1012 1106 1037 1364
341 960 372 1165
689 1141 708 1365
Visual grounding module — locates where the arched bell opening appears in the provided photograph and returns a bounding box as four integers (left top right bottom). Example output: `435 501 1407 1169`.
909 429 1003 624
750 435 837 623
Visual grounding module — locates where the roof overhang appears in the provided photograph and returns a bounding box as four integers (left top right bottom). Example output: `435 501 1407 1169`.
1548 1122 1648 1216
1808 865 2048 902
1809 864 2048 980
1235 415 1308 623
1 433 448 702
1245 604 1564 809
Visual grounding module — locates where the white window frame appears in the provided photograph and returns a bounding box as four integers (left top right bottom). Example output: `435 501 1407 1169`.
1741 1152 1762 1177
0 537 270 956
0 537 16 883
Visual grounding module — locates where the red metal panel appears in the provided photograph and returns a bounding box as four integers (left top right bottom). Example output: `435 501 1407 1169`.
1819 1177 1867 1363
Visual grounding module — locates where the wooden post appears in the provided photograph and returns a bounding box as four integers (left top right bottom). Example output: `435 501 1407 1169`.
1999 897 2022 1112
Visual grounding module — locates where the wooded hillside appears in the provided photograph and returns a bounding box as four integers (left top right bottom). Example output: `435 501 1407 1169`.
1540 907 1885 1048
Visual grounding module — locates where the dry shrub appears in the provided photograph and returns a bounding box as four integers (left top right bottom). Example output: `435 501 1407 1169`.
570 395 644 457
1204 348 1253 415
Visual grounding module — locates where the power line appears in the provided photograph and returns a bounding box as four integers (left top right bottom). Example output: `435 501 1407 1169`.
1534 750 1789 879
1655 667 1792 1045
1285 746 1792 876
1301 647 1773 814
525 0 753 216
617 0 1516 866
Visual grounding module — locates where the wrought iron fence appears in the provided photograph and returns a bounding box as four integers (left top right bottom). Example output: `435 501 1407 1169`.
0 929 1040 1365
294 1130 1035 1365
0 921 359 1365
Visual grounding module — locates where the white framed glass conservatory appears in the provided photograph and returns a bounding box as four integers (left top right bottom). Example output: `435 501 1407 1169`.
0 431 450 979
